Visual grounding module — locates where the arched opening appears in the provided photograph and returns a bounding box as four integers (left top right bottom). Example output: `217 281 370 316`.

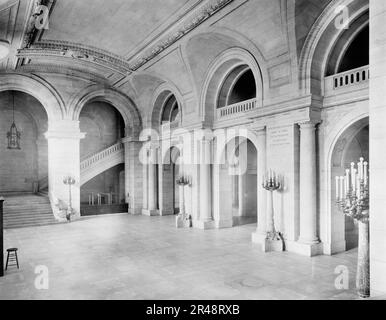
0 90 52 228
159 146 181 216
325 12 369 77
337 25 369 74
330 117 369 252
160 94 180 125
217 137 258 226
79 101 126 216
217 66 256 109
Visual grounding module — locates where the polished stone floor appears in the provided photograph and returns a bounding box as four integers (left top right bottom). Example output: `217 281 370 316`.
0 214 360 300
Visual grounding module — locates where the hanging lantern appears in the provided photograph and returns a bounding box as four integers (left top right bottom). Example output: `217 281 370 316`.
7 93 21 150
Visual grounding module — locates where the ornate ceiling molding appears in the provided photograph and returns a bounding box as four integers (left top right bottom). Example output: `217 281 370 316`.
17 40 133 75
130 0 235 71
16 0 235 80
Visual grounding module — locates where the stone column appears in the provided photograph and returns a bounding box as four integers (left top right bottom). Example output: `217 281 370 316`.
238 172 246 217
370 0 386 297
45 120 85 221
297 121 321 256
252 127 267 244
143 146 158 216
142 159 148 211
36 135 48 182
197 139 214 229
123 137 143 215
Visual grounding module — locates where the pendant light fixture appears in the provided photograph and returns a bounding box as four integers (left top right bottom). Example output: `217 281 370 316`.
7 92 21 150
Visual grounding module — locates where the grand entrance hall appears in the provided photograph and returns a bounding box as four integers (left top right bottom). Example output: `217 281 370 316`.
1 215 359 300
1 0 386 301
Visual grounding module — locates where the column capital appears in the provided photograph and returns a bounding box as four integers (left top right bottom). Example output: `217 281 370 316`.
122 137 143 144
46 120 86 140
45 131 86 140
252 126 267 136
298 120 320 129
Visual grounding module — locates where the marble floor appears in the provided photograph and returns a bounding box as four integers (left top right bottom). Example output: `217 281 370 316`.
0 214 360 300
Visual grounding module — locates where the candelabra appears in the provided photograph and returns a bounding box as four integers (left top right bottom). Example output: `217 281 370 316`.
336 158 369 222
175 174 192 228
336 158 370 298
63 176 76 222
262 170 281 241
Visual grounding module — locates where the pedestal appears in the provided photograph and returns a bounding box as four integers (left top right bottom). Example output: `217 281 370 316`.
357 220 370 298
252 232 284 252
176 215 192 228
142 209 159 216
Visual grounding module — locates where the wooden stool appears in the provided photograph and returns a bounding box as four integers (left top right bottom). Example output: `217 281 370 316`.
6 248 19 270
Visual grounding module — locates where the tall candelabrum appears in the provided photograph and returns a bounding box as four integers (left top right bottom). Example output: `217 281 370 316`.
176 175 192 228
63 176 76 222
336 157 370 298
262 170 281 241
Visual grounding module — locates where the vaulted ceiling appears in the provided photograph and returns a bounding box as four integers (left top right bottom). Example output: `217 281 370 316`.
0 0 334 86
40 0 200 58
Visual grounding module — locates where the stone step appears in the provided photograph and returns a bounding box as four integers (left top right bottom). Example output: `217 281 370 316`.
4 207 53 213
2 194 56 229
4 221 59 229
4 214 55 221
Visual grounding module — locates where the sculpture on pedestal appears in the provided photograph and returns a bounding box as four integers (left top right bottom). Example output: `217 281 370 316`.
336 158 370 298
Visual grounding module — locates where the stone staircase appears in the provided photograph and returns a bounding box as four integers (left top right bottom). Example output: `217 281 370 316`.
2 194 58 229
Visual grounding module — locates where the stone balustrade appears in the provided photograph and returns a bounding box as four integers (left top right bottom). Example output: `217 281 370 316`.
80 142 124 171
217 98 258 118
325 65 369 93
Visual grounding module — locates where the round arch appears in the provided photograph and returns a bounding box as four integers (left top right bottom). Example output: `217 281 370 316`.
200 47 264 125
322 109 369 254
0 73 65 122
69 86 142 139
214 128 261 165
298 0 369 96
150 82 185 130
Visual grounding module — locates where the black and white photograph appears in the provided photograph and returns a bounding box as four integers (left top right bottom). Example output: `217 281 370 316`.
0 0 385 307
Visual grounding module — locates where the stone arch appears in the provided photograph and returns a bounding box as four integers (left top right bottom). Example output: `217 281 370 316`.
214 127 261 165
298 0 369 96
69 85 142 139
151 82 185 130
0 73 65 122
213 130 260 227
182 27 269 106
322 110 369 254
200 47 265 125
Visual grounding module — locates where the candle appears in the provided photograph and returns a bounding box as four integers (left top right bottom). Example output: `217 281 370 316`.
345 169 350 192
356 174 360 199
364 162 368 186
359 158 364 180
351 165 357 190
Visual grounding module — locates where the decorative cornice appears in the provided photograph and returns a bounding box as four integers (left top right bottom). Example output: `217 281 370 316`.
17 63 108 83
20 0 56 49
130 0 234 71
16 0 235 79
17 40 133 75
